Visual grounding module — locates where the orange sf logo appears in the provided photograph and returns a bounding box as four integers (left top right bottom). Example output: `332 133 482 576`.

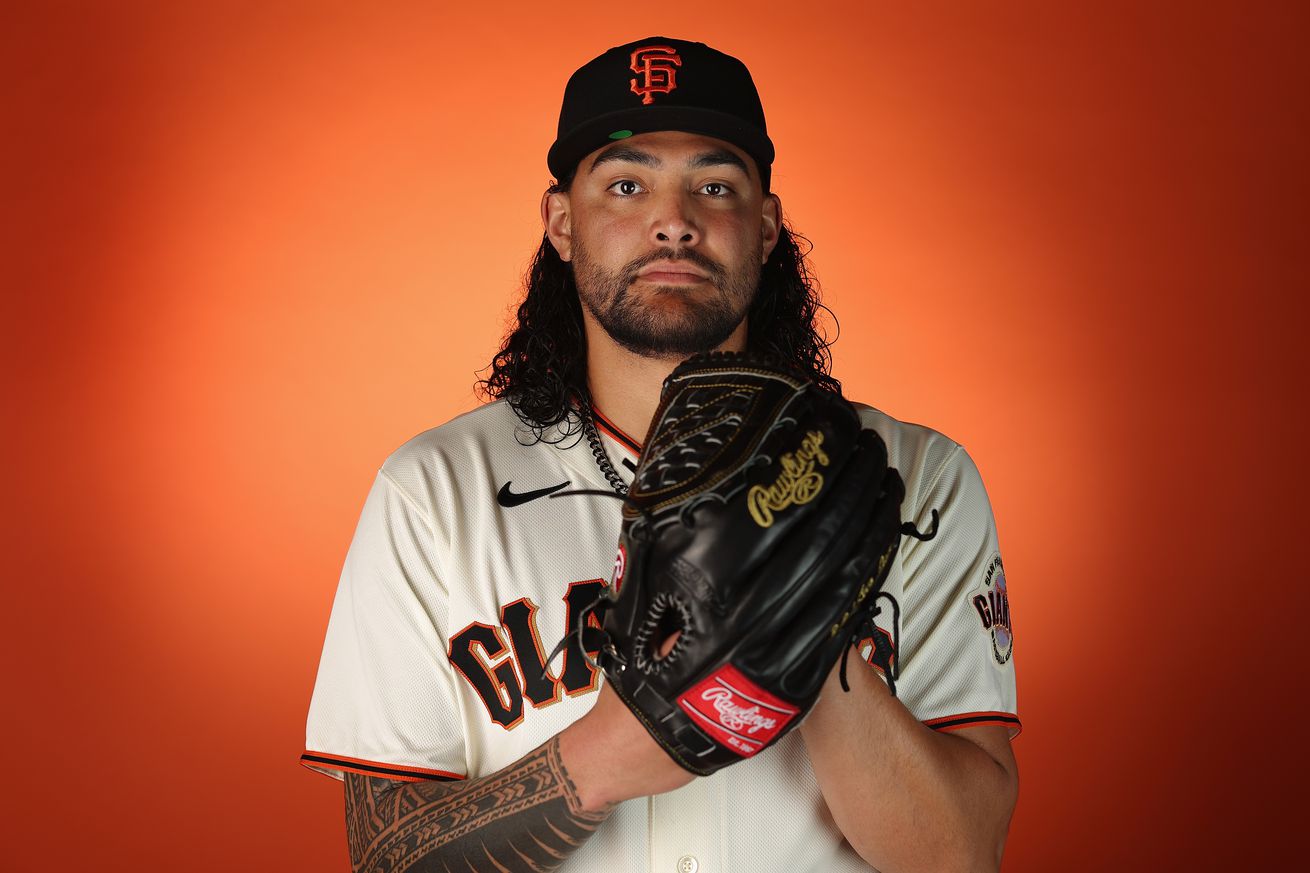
630 45 682 105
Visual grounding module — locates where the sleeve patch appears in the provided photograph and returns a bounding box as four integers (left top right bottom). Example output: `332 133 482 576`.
969 554 1013 666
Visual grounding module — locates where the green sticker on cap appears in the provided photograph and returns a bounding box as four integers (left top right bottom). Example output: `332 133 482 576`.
608 129 634 140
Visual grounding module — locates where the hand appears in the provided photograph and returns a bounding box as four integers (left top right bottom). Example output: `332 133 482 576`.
558 677 695 812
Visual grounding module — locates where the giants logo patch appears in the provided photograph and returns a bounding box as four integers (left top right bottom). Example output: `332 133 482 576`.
630 45 681 104
677 665 799 757
971 554 1013 665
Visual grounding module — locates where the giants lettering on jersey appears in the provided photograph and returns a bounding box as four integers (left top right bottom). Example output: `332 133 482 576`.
857 604 898 676
447 579 606 729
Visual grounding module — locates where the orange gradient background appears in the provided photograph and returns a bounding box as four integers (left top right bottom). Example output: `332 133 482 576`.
5 2 1306 870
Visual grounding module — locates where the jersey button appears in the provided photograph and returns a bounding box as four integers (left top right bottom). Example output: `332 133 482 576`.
676 855 699 873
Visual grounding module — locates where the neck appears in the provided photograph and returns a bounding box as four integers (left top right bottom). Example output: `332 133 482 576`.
582 310 747 444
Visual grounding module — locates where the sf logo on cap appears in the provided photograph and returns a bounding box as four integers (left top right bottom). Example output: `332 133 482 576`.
630 45 681 105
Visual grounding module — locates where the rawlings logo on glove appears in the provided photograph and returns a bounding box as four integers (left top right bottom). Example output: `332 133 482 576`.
678 665 800 757
746 430 829 527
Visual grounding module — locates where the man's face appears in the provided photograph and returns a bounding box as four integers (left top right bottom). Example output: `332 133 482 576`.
544 131 781 359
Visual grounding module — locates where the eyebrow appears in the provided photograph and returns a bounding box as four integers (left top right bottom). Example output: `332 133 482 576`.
588 146 751 177
689 149 750 175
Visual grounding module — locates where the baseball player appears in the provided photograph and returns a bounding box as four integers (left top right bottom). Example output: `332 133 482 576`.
304 37 1019 873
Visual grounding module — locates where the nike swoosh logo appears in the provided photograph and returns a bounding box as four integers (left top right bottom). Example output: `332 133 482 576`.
497 480 570 508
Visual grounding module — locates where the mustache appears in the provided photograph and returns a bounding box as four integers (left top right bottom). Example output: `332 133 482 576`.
622 248 727 284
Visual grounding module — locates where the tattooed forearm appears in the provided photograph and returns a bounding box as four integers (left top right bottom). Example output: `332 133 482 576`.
344 737 612 873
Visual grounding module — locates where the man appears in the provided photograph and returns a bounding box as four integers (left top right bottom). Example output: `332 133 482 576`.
304 37 1019 872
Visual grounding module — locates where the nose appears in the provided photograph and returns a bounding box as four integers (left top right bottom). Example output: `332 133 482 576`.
649 189 700 248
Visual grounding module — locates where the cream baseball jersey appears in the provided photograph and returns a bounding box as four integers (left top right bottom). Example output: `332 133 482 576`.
303 399 1018 871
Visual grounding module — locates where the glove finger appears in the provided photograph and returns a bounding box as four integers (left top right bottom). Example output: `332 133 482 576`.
777 462 906 698
730 429 891 685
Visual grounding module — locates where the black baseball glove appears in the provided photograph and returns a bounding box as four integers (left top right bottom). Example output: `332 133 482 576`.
576 352 937 776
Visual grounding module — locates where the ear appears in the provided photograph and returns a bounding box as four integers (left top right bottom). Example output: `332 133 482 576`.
760 193 782 264
541 188 573 262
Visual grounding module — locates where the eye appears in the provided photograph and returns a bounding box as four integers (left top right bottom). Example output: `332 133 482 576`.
698 182 733 198
608 179 644 196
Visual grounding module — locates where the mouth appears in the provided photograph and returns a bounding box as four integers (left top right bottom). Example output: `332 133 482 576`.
635 263 711 285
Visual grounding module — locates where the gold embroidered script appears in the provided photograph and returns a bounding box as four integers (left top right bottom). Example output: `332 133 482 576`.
747 430 830 527
829 548 893 637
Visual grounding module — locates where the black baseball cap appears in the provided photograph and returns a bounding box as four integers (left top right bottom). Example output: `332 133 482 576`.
547 37 775 191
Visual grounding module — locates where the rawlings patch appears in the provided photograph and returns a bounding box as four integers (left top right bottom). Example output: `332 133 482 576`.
677 665 799 757
610 544 627 593
971 554 1012 665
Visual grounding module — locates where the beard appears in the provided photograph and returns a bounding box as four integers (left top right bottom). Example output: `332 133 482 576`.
571 238 762 359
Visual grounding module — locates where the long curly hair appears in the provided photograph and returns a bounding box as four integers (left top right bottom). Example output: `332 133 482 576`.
477 190 839 443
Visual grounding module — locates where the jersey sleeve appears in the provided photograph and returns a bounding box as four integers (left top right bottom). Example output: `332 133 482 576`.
891 444 1020 737
301 469 468 782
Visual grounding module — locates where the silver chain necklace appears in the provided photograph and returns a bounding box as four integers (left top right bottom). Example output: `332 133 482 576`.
581 410 629 496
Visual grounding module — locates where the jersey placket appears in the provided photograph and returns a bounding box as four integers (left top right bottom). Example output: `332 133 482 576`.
649 779 722 873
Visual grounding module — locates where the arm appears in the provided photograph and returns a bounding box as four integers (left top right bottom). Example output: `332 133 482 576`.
797 435 1019 870
800 662 1018 873
345 683 693 873
344 737 605 873
318 471 694 871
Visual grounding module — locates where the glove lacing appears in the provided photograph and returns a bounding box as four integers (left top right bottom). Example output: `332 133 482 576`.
838 590 903 696
835 509 940 697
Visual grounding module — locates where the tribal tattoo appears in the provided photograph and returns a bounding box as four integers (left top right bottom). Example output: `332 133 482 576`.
344 737 612 873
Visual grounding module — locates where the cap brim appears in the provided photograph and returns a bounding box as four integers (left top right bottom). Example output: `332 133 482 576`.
547 105 775 183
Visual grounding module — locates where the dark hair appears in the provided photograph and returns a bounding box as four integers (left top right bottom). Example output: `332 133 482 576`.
476 189 839 442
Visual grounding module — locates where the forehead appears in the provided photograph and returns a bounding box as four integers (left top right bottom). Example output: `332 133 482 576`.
580 130 758 179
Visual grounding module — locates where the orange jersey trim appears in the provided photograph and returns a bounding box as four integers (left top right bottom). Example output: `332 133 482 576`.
923 711 1022 737
299 751 465 782
590 405 642 456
